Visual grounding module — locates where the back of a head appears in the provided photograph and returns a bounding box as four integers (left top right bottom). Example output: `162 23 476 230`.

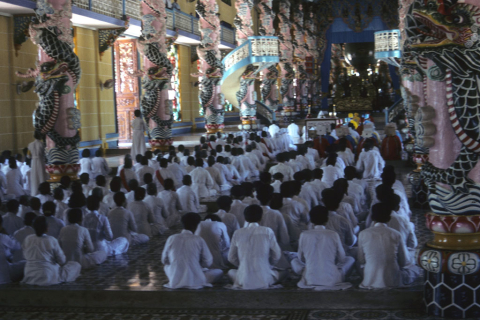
135 154 143 163
187 156 195 166
376 184 394 203
160 158 169 168
302 169 313 181
96 175 106 187
53 187 65 201
244 204 263 223
181 212 201 231
143 172 153 185
344 166 357 180
68 208 83 224
80 173 90 184
60 175 71 188
34 130 43 140
110 177 121 192
183 174 192 186
217 195 233 211
245 145 252 152
259 172 272 184
322 188 340 211
261 131 267 137
141 156 149 166
276 153 284 163
38 182 51 195
200 136 206 144
326 154 337 166
9 156 17 169
42 201 56 217
164 178 174 191
91 187 104 200
184 149 190 156
270 193 283 210
210 150 217 158
124 158 133 169
33 216 47 236
216 145 223 153
207 157 215 167
81 149 91 158
95 149 102 157
68 192 86 209
7 199 20 213
309 205 329 225
128 179 139 191
364 139 374 151
195 158 204 167
178 144 185 152
280 181 294 198
371 202 392 223
333 178 348 195
230 185 245 199
87 195 100 211
114 192 126 207
147 183 157 195
24 212 37 226
30 197 41 211
273 172 283 181
293 171 305 183
256 185 274 205
71 181 83 194
241 182 254 196
312 168 323 180
134 109 141 117
225 145 231 152
381 169 396 187
134 187 146 201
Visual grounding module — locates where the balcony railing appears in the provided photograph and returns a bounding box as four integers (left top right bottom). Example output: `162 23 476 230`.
71 0 235 44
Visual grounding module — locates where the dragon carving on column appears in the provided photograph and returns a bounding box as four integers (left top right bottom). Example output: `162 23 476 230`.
258 0 279 109
278 0 296 109
16 0 81 179
305 11 319 109
193 0 225 134
134 0 174 151
405 0 480 215
292 4 309 107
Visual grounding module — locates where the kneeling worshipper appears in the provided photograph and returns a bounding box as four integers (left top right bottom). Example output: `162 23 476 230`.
228 205 285 290
289 205 354 291
58 208 107 269
22 216 81 286
195 214 230 269
357 203 421 289
0 215 25 284
162 212 223 289
84 196 129 256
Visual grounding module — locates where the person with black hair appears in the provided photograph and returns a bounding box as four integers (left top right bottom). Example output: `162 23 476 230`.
271 172 283 193
107 192 149 245
91 149 110 179
6 156 26 198
119 157 137 193
144 183 167 228
194 213 230 269
190 158 216 199
136 156 155 185
125 179 139 204
229 185 249 227
22 216 81 285
17 195 31 219
58 208 107 269
357 202 420 289
0 214 25 284
59 175 72 201
333 179 360 228
290 205 354 290
177 175 201 213
12 212 37 262
90 187 110 216
80 173 92 197
385 194 418 254
167 154 186 190
36 182 53 204
294 172 318 211
356 138 385 179
92 175 108 197
366 184 395 228
344 166 367 210
241 182 260 206
268 152 295 181
104 177 121 209
213 196 239 239
2 199 23 235
43 201 65 239
305 141 321 167
245 144 265 172
256 135 274 160
29 197 42 216
154 158 178 192
84 195 130 256
223 156 241 185
206 156 230 193
78 149 93 179
337 138 355 167
158 178 182 227
131 109 147 159
162 212 223 289
320 154 343 188
127 187 161 237
228 204 283 289
133 154 143 172
28 131 48 196
280 181 308 232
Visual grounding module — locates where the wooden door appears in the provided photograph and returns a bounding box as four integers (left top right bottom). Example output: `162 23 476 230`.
114 39 140 143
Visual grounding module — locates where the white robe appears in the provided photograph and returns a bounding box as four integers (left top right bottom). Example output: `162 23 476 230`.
6 168 26 198
0 233 24 284
131 117 147 158
321 165 343 188
325 211 357 254
28 139 48 197
107 206 149 245
190 167 216 199
136 165 155 185
228 223 282 289
162 229 223 289
22 234 81 286
356 150 385 179
358 223 420 289
143 195 167 228
127 201 158 237
177 185 200 213
259 205 290 249
83 210 129 256
268 163 294 181
91 157 110 179
167 163 186 189
2 212 24 235
58 224 107 269
45 216 65 239
157 190 182 227
78 158 93 177
195 220 230 269
229 199 248 228
213 209 240 239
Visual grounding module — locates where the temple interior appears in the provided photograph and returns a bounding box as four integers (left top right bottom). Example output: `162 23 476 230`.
1 0 480 319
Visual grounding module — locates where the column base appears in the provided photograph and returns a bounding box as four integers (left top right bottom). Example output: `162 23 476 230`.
150 139 173 152
46 164 80 182
205 124 224 135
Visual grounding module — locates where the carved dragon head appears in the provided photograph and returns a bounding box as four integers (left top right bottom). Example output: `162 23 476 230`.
147 66 170 81
39 61 69 81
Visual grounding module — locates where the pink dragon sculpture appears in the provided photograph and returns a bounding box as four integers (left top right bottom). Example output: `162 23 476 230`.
192 0 225 134
292 4 309 108
278 0 296 110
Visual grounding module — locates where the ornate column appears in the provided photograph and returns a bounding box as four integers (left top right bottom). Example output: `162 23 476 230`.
136 0 174 151
292 4 309 112
304 11 319 115
258 0 278 112
278 0 296 119
194 0 225 134
17 0 81 181
404 0 480 317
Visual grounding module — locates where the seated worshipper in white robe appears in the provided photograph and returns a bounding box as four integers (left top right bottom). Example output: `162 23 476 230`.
53 187 68 222
12 212 37 262
177 175 203 213
58 208 107 269
333 179 360 225
107 192 149 245
104 177 121 209
195 214 230 269
228 205 285 289
91 149 110 179
143 183 168 231
286 152 303 172
162 212 223 289
256 136 274 160
125 179 140 204
213 196 240 239
213 156 235 186
167 156 186 190
43 201 65 239
80 173 94 197
6 157 26 198
133 154 143 172
241 182 260 206
358 203 421 289
22 216 81 286
0 215 25 284
321 155 344 188
295 171 318 211
185 156 196 174
18 195 32 220
269 123 280 141
136 156 155 185
158 178 183 227
365 184 396 228
356 139 385 180
130 110 147 159
84 196 129 256
344 166 367 216
90 187 111 217
119 158 137 193
58 176 72 203
223 157 242 185
271 173 283 193
269 153 295 181
336 138 355 167
2 199 24 235
28 197 43 217
36 182 54 204
322 189 357 257
246 144 265 172
190 158 216 199
230 148 249 181
229 185 249 228
238 148 259 179
287 122 301 143
127 188 164 237
290 205 354 290
78 149 93 178
206 157 231 192
280 181 309 231
374 167 411 219
256 186 290 251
